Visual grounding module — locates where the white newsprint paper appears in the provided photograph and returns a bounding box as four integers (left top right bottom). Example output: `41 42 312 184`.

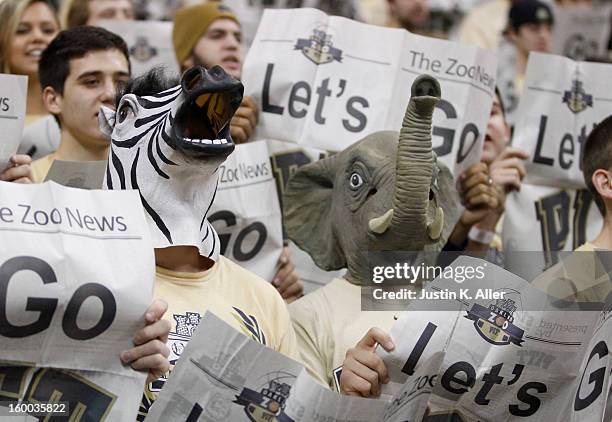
99 20 179 78
0 181 155 421
512 53 612 190
147 277 610 422
146 312 390 422
242 8 497 180
0 74 27 170
209 141 284 282
378 256 610 421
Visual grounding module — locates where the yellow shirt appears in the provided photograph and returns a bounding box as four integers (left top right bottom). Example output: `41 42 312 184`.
31 153 56 183
491 214 504 251
289 277 396 392
25 114 48 126
138 255 300 420
531 242 612 303
457 0 510 50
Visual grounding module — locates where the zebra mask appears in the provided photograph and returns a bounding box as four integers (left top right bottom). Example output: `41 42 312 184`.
99 66 244 260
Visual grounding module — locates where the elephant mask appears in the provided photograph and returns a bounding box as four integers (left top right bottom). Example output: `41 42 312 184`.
283 75 461 285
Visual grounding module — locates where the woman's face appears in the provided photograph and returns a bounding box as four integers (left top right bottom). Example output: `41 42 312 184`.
9 2 59 77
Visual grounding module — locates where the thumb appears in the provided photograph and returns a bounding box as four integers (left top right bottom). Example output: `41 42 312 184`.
357 327 395 352
145 299 168 323
501 147 529 160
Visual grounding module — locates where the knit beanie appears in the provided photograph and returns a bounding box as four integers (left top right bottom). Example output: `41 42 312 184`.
173 2 239 66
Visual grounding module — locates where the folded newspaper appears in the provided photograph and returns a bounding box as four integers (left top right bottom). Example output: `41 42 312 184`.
0 74 27 169
145 311 389 422
378 255 610 421
148 256 610 421
242 8 497 181
0 181 155 421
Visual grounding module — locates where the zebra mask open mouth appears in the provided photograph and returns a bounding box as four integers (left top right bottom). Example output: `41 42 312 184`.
173 66 243 159
100 66 245 258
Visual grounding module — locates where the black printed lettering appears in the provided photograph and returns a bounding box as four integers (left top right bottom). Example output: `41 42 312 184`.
0 256 58 337
262 64 283 115
574 341 608 411
445 58 458 75
18 204 34 225
62 283 116 340
441 361 476 395
288 81 311 118
342 96 369 132
510 382 546 417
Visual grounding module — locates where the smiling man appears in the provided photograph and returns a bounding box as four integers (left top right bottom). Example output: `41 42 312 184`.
31 25 131 182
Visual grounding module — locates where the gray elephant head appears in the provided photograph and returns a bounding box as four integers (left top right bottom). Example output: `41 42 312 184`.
283 75 461 285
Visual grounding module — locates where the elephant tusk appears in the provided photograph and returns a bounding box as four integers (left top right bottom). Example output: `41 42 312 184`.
427 207 444 240
369 209 394 234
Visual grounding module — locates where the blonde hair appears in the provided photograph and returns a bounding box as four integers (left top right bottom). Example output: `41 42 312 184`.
0 0 59 74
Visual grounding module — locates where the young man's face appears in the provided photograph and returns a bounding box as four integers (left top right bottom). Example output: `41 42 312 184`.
86 0 134 26
57 49 130 148
189 18 242 79
481 94 510 164
511 23 553 57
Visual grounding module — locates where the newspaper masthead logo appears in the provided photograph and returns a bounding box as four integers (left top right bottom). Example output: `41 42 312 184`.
234 375 294 422
294 28 342 65
465 297 525 346
562 78 593 114
130 36 158 62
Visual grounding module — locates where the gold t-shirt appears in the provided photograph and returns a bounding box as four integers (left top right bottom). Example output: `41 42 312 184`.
31 153 56 183
289 277 396 392
531 242 612 303
25 114 48 127
138 255 300 420
457 0 510 50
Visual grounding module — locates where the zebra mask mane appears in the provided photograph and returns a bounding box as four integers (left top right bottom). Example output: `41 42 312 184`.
99 66 244 260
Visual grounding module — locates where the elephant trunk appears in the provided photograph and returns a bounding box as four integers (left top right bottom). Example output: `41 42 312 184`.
368 75 444 246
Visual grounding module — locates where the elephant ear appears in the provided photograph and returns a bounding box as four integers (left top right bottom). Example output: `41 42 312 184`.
283 155 345 271
433 160 462 250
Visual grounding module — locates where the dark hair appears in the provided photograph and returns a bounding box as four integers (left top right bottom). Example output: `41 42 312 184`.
116 67 179 108
39 26 131 94
582 115 612 215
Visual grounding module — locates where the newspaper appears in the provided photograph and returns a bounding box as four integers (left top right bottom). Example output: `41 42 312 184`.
99 20 179 78
551 4 612 62
145 311 305 421
147 255 610 422
0 74 27 169
0 181 155 421
146 312 390 422
377 256 610 421
242 8 497 180
503 52 610 257
146 256 610 421
209 141 284 281
502 184 602 268
512 53 612 190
